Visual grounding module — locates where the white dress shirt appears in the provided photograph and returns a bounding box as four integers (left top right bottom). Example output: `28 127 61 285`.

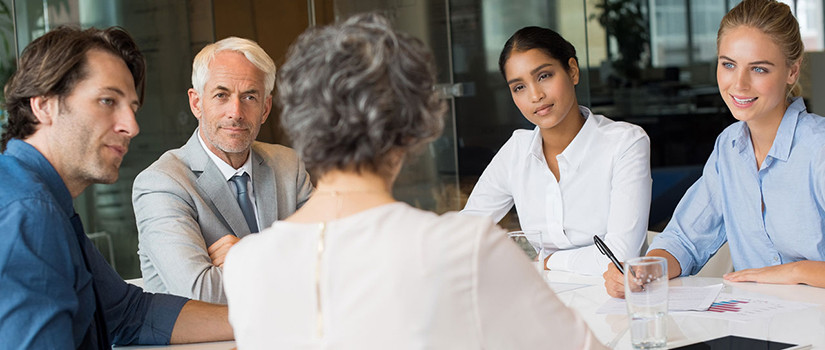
462 106 651 275
224 203 605 349
197 132 260 229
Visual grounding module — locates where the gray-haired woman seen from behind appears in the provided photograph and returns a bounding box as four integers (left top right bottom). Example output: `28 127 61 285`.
222 13 605 349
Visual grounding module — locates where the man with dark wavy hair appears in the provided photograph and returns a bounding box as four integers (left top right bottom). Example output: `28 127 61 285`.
0 26 232 348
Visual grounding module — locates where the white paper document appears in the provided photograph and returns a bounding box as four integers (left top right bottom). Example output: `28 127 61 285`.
682 292 817 322
597 284 723 314
548 282 590 294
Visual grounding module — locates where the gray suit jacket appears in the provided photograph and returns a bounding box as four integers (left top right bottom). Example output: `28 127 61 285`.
133 131 313 303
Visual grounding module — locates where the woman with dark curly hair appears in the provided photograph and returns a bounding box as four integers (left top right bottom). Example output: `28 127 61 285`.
222 13 604 349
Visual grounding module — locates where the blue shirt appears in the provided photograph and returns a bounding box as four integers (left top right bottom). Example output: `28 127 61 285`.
649 97 825 276
0 139 188 348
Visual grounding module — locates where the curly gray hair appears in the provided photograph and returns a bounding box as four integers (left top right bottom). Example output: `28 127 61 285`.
277 13 445 177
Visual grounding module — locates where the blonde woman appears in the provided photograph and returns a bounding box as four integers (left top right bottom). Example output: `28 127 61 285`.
605 0 825 298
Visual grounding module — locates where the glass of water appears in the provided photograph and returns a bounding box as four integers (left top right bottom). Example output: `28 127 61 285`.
625 256 668 350
506 230 544 271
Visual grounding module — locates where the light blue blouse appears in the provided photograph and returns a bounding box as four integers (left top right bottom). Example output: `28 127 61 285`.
649 97 825 276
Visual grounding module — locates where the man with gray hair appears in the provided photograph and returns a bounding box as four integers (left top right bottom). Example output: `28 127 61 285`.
133 37 313 304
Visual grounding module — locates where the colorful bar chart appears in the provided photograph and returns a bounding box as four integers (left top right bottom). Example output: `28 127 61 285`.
708 299 749 313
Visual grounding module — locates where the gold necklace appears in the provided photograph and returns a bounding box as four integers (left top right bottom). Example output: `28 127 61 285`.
313 189 387 196
312 189 391 221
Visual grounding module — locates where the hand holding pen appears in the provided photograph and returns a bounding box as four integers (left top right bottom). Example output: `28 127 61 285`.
595 235 643 297
594 235 624 274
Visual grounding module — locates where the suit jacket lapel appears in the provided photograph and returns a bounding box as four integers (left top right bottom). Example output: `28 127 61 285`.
183 131 251 238
251 145 278 230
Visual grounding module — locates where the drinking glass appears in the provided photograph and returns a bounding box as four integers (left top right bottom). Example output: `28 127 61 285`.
625 256 668 350
506 230 544 271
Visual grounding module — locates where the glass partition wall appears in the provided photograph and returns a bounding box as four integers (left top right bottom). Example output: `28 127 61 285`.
333 0 727 232
334 0 592 230
333 0 823 231
5 0 824 278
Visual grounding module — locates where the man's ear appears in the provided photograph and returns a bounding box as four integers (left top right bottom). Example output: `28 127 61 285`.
188 88 202 120
29 95 58 125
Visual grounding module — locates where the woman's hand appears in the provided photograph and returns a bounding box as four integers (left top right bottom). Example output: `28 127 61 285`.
724 261 825 288
724 264 797 284
603 262 626 298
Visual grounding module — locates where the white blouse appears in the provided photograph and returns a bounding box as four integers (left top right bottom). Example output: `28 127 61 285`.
224 202 604 349
462 106 651 275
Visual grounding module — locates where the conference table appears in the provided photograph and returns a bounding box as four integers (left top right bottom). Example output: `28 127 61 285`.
119 272 825 349
547 270 825 349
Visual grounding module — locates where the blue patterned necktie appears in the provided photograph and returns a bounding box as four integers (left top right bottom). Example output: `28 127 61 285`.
230 173 259 233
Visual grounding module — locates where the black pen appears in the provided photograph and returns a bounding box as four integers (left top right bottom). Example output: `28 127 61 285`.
594 235 624 274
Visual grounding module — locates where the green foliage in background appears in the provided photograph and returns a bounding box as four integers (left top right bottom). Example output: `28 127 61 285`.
591 0 650 85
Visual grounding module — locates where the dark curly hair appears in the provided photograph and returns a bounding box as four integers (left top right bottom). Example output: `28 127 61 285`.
277 13 445 177
498 26 578 81
1 26 145 151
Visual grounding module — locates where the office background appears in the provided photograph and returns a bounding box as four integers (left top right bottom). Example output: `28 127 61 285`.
0 0 823 279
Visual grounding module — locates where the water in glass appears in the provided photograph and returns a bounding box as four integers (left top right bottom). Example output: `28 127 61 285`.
625 257 668 349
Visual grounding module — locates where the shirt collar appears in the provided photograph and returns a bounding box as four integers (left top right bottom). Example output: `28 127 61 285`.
197 130 253 181
769 97 804 162
527 127 544 160
5 139 74 215
561 106 596 171
527 105 593 172
732 122 751 155
731 97 804 162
